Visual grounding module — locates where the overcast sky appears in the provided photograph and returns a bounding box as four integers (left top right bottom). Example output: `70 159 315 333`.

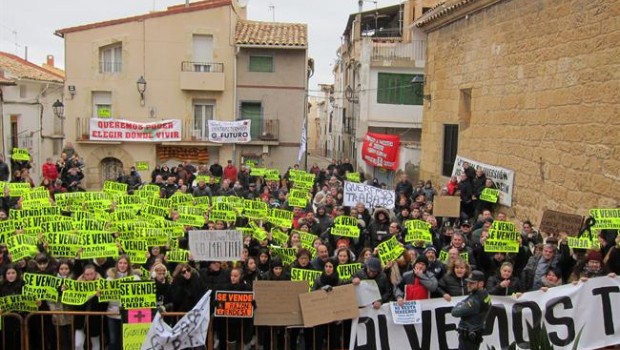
0 0 402 90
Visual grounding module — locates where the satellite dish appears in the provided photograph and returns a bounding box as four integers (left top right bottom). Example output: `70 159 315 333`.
238 0 249 8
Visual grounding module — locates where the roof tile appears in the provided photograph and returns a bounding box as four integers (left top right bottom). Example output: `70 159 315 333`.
0 52 64 83
235 20 307 47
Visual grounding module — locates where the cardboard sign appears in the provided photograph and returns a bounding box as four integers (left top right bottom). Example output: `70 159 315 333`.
539 210 584 236
254 281 309 326
214 291 254 318
432 196 461 218
188 230 243 261
299 284 360 327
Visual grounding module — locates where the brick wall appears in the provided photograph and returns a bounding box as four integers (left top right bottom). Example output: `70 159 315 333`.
419 0 620 226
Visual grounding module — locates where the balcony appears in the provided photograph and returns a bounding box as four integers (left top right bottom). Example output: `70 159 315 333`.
184 119 280 143
179 61 225 91
371 40 426 63
75 117 279 143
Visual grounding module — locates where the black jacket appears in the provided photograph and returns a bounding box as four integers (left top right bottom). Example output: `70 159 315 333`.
171 270 205 312
437 273 468 297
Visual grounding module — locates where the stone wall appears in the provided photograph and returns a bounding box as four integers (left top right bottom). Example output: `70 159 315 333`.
419 0 620 227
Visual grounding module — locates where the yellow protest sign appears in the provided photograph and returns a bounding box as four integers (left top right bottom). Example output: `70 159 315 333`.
337 263 362 281
120 281 157 309
11 148 31 161
7 234 39 261
80 244 119 259
250 168 267 177
590 209 620 230
268 208 293 228
23 273 63 302
98 277 136 302
567 237 600 250
104 181 128 194
61 279 99 305
166 249 189 263
6 182 31 197
135 161 149 171
265 169 280 181
479 188 500 203
269 245 297 265
123 323 151 350
485 220 519 253
346 172 361 183
291 268 322 291
377 236 405 266
0 294 38 312
404 220 433 244
271 229 289 246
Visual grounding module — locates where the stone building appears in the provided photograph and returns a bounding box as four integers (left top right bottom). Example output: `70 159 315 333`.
415 0 620 224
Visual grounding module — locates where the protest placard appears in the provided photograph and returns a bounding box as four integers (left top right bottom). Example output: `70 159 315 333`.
189 230 243 261
404 220 433 243
120 281 156 309
62 279 99 305
214 291 254 318
539 210 584 236
432 196 461 218
343 181 395 209
11 147 30 161
451 155 515 206
390 300 422 324
254 281 308 326
337 263 362 281
589 209 620 230
377 236 405 266
291 268 322 291
208 120 251 143
299 284 359 327
22 273 63 302
479 188 500 203
135 161 149 171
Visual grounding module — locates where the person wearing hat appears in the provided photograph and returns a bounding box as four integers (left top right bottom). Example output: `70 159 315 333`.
395 255 438 303
424 246 446 281
570 250 610 282
352 257 392 309
451 270 492 350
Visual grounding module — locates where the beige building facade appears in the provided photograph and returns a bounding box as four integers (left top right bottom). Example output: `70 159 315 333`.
416 0 620 223
55 0 307 188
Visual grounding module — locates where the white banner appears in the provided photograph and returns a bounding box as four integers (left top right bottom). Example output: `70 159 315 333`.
142 291 211 350
208 120 251 143
451 155 515 207
90 118 181 142
351 276 620 350
188 230 243 261
343 181 395 209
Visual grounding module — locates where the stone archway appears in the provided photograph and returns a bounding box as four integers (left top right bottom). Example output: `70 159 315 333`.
100 157 123 183
85 146 134 188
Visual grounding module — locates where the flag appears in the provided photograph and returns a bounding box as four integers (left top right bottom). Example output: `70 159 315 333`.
141 291 212 350
297 117 307 164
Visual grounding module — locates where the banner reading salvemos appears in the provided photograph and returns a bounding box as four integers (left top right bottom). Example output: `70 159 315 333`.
90 118 182 142
208 120 251 143
350 276 620 350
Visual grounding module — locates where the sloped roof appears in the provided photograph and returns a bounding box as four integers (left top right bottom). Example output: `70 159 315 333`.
55 0 231 37
0 52 64 83
414 0 503 28
235 20 307 48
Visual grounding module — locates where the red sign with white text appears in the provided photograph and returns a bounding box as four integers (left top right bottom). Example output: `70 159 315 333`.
361 133 400 170
89 118 182 142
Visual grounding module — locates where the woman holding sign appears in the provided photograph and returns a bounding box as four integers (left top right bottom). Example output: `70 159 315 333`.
105 255 140 350
0 264 25 350
73 265 106 350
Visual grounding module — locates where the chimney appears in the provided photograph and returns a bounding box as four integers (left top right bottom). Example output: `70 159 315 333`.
46 55 55 67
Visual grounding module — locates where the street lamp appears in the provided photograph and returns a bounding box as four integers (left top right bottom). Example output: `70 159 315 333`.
52 99 64 119
136 76 147 106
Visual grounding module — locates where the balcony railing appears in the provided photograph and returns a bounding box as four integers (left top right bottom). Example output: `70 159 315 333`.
76 117 279 142
180 61 225 91
371 40 426 61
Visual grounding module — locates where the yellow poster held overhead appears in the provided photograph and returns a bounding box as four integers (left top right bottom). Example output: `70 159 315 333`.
11 148 31 161
135 161 149 171
120 281 157 309
104 181 128 194
291 268 322 291
377 236 405 266
485 221 519 253
23 273 63 302
479 188 500 203
61 279 99 305
404 220 433 244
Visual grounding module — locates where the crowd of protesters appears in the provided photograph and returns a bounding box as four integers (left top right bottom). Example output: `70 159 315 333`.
0 154 618 350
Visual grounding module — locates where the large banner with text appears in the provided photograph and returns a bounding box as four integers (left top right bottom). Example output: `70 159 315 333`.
451 155 515 207
90 118 182 142
350 276 620 350
208 120 252 143
361 133 400 170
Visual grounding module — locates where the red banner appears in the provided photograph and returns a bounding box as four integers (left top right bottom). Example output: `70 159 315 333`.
361 133 400 170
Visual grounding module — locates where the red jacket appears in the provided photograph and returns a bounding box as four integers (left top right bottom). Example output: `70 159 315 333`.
42 162 59 181
223 165 238 182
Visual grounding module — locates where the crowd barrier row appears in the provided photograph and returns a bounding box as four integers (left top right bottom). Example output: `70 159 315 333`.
0 310 349 350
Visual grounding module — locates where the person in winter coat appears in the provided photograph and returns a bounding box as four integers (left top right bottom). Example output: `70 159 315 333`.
214 267 253 350
395 256 438 303
73 265 107 350
368 208 392 248
312 258 344 350
150 262 173 311
352 257 392 308
47 260 73 350
0 264 25 349
438 258 470 301
106 256 140 350
485 261 521 296
172 263 206 312
521 243 570 291
258 258 289 350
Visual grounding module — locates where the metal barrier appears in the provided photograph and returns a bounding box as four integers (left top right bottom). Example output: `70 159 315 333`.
0 312 25 350
18 311 349 350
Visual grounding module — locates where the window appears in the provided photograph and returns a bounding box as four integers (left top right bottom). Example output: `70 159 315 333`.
240 102 262 139
99 43 122 73
92 91 112 118
192 35 214 72
19 85 27 98
249 56 273 72
442 124 459 177
377 73 423 105
193 100 215 139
